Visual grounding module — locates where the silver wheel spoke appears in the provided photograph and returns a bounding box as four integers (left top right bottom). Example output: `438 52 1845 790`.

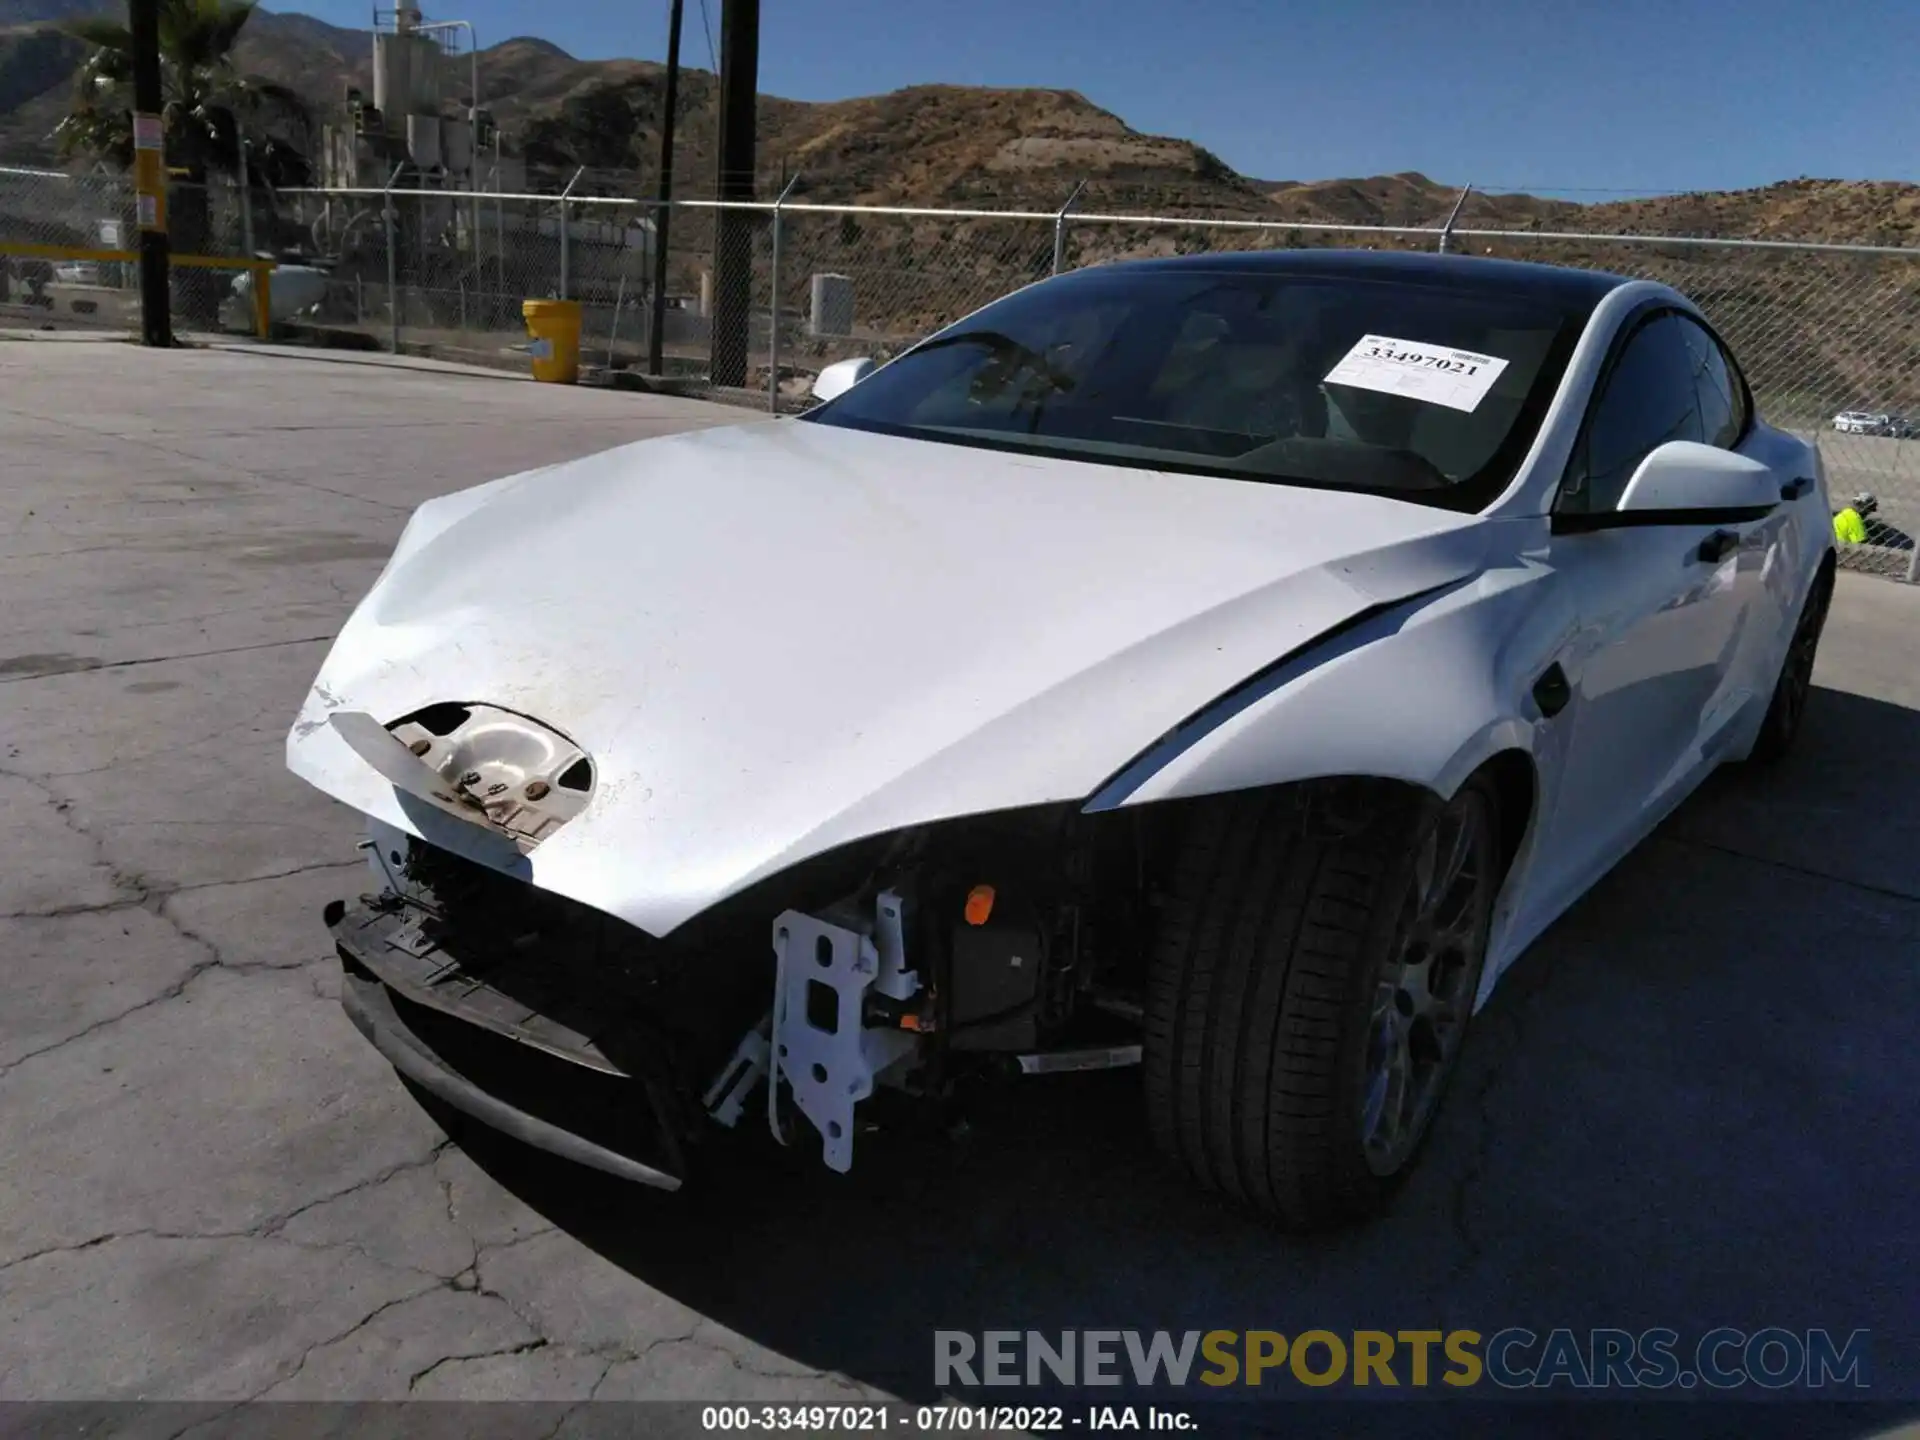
1360 793 1491 1176
1425 817 1471 915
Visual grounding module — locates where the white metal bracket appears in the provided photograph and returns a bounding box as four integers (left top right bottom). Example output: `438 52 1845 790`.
768 890 918 1172
702 1015 772 1129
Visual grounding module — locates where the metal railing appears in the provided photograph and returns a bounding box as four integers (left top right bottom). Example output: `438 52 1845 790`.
3 164 1916 580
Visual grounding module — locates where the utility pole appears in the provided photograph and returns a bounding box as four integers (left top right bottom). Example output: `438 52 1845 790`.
645 0 683 376
129 0 170 345
709 0 758 388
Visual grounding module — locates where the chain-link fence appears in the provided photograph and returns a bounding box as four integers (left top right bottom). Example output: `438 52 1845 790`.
0 166 272 336
0 166 137 332
3 161 1916 580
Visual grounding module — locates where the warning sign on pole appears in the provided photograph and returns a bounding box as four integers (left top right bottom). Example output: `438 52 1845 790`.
132 112 166 233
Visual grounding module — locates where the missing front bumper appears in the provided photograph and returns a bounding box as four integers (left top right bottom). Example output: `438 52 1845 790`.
329 901 690 1190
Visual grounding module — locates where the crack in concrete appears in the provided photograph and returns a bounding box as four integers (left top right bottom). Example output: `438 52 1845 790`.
0 633 338 685
1655 830 1920 906
578 1325 863 1401
1 700 842 1403
1 764 151 905
0 1232 119 1274
245 1282 447 1401
259 1139 459 1242
407 1337 550 1393
0 770 370 1078
0 858 365 922
0 878 331 1079
0 944 221 1081
0 1141 457 1277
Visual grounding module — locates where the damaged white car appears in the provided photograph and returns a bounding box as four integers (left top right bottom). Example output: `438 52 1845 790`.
288 250 1835 1228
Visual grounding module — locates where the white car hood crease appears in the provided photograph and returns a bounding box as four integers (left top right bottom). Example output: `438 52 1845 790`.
287 420 1488 935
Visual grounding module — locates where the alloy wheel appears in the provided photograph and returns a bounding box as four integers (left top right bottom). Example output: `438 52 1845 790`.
1361 788 1495 1176
1775 581 1829 741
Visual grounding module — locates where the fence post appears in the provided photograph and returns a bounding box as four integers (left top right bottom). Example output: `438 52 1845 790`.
767 172 801 414
383 164 402 354
237 136 255 261
606 270 626 367
1052 179 1086 276
558 167 583 300
1437 184 1472 254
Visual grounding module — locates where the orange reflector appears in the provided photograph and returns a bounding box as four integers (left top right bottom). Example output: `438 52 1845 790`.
963 884 996 926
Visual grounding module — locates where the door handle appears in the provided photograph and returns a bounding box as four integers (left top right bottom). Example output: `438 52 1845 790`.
1780 476 1813 501
1696 529 1740 564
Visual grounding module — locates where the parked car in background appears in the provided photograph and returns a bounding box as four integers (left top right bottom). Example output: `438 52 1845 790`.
1833 410 1892 435
291 250 1838 1230
219 261 332 330
53 261 101 285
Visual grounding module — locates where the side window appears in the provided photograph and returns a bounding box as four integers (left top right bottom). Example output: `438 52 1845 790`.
1721 334 1752 439
1676 314 1746 449
1562 313 1703 513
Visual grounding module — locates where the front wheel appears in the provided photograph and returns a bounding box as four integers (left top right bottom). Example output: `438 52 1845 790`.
1746 562 1834 764
1143 777 1502 1229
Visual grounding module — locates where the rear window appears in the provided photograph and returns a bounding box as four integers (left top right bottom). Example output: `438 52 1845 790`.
804 265 1587 511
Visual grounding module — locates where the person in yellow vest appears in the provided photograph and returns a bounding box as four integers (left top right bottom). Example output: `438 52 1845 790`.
1834 491 1878 545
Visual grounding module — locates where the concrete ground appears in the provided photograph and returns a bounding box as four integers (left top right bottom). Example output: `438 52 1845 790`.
2 341 1918 1419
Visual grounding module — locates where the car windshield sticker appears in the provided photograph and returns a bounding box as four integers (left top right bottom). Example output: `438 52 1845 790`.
1322 335 1510 413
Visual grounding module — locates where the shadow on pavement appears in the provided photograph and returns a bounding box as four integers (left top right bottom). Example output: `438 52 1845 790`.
417 684 1920 1425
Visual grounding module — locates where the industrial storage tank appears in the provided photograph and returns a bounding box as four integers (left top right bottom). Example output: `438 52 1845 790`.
372 11 445 120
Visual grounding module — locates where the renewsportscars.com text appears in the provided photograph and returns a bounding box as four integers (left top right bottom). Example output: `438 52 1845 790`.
934 1328 1870 1391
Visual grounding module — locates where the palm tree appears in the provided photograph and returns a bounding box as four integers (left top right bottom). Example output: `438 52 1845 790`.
57 0 310 181
55 0 311 317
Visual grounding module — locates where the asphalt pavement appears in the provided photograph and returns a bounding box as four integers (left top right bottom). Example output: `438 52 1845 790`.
2 339 1918 1425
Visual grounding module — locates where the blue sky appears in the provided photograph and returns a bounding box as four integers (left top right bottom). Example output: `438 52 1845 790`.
292 0 1920 193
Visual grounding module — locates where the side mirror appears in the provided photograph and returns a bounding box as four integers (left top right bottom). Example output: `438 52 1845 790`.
1615 440 1779 515
810 356 876 404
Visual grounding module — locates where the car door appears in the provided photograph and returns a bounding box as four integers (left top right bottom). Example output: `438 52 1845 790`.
1673 312 1804 720
1521 309 1769 917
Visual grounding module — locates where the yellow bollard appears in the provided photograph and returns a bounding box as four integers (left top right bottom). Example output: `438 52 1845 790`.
252 263 272 340
522 298 583 384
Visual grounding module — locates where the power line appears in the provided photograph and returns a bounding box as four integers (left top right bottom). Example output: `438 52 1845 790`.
695 0 718 73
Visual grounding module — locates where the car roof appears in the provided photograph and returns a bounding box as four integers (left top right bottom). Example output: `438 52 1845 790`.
1097 247 1632 313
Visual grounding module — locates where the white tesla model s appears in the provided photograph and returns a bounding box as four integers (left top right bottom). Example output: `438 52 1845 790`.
288 249 1835 1228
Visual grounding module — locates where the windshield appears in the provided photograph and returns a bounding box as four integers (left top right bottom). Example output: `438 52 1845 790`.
801 265 1586 511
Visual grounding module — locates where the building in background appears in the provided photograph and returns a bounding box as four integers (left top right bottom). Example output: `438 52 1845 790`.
318 5 520 193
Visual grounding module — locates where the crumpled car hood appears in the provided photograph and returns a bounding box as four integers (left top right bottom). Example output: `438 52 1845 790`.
288 419 1487 935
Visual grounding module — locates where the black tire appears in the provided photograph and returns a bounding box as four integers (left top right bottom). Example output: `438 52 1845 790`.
1746 561 1834 765
1143 776 1502 1229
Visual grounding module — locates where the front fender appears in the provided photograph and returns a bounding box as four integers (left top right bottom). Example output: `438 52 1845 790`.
1093 526 1576 815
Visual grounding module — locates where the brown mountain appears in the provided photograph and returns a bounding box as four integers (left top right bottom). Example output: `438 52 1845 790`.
1 3 1918 253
